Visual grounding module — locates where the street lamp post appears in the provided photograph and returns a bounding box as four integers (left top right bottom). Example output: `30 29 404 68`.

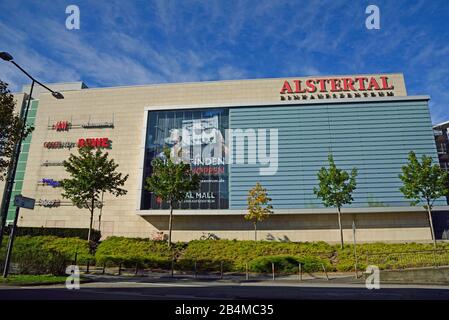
0 52 64 249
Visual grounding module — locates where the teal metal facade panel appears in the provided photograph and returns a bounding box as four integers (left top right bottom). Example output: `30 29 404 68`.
6 100 39 222
229 100 445 209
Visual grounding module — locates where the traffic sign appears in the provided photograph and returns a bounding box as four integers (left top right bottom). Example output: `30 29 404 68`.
14 195 35 210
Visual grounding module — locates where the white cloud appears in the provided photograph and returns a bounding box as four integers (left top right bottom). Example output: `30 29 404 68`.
217 65 247 80
0 0 447 124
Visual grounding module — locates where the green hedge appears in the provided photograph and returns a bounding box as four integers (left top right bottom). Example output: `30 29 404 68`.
6 227 101 242
335 242 449 271
4 236 449 275
179 240 335 272
0 236 93 275
95 238 449 273
95 236 184 268
249 255 331 273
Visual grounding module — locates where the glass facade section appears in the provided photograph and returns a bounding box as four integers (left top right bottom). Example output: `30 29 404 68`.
141 108 229 210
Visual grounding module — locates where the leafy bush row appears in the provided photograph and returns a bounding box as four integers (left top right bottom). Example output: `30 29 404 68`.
95 236 185 268
5 227 101 242
95 238 449 273
178 240 335 272
0 236 93 275
3 236 449 275
249 255 331 273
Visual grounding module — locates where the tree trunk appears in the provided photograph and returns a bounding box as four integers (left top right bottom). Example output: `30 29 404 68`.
98 191 104 231
88 209 94 244
337 207 344 249
98 212 102 234
254 221 257 241
88 197 95 243
168 201 174 248
426 201 437 249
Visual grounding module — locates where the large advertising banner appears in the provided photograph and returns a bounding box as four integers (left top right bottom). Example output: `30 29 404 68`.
141 108 229 210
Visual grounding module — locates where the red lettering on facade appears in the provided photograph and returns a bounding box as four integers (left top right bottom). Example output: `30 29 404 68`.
52 121 70 131
280 76 396 96
92 138 101 147
293 80 306 93
342 78 356 91
280 81 293 94
317 79 327 92
305 79 317 93
380 76 394 90
77 138 110 148
354 77 367 91
101 138 109 148
329 79 342 92
367 77 381 90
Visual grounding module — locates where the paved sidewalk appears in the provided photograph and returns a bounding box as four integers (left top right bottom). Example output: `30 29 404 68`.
79 270 365 285
79 267 449 286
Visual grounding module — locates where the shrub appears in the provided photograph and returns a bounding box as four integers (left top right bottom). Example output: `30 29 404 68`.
5 234 447 275
95 237 182 269
179 240 334 272
334 242 449 271
42 236 94 264
249 255 331 273
0 236 92 275
6 227 102 242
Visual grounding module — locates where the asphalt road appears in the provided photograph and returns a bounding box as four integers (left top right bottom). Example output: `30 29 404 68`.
1 281 449 300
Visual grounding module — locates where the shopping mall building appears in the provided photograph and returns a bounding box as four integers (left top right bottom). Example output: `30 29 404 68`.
1 73 448 242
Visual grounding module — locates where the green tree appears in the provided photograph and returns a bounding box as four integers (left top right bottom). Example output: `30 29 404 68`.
145 148 200 248
0 80 33 179
0 80 33 249
399 151 449 248
245 182 273 241
313 154 358 249
61 146 129 243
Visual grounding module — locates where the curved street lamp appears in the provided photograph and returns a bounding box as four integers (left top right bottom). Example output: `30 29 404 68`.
0 51 65 277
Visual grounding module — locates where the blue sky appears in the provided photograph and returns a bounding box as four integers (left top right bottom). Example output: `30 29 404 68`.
0 0 448 123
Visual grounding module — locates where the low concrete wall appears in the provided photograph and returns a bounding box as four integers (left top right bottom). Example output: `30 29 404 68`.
380 266 449 285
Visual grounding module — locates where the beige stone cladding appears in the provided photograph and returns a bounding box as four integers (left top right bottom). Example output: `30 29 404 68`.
141 212 432 243
6 74 436 242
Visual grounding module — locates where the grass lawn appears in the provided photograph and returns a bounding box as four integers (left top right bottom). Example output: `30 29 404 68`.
0 274 68 286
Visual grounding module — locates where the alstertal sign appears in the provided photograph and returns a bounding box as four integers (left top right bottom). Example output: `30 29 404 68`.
279 75 400 101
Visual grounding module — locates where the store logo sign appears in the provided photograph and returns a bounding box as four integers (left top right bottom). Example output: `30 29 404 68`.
52 121 71 131
82 122 114 129
41 178 61 188
78 138 110 148
37 199 61 207
44 139 110 149
44 141 77 149
280 76 396 101
50 120 114 130
42 161 65 167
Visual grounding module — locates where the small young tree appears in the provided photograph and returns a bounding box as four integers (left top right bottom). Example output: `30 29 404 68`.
61 146 129 243
245 182 273 241
313 154 358 249
399 151 449 248
145 148 200 248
